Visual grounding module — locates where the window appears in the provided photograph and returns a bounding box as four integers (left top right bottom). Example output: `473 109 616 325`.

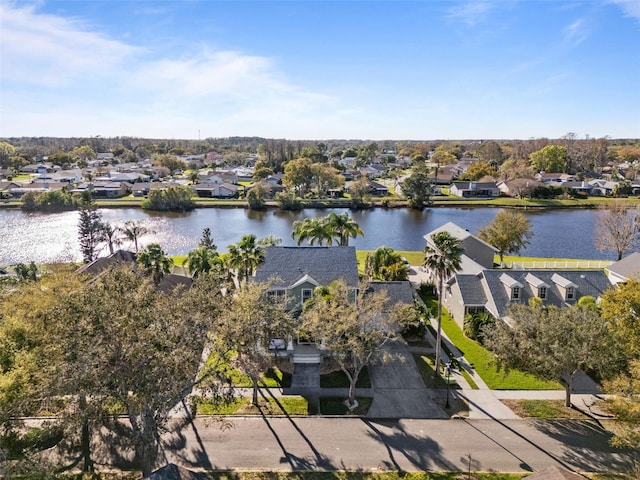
267 289 286 299
566 286 575 300
538 286 547 299
511 286 520 300
302 289 313 303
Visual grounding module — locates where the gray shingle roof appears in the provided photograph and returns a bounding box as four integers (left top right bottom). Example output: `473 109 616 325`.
367 281 415 307
456 274 487 305
606 252 640 281
253 246 359 289
482 270 612 318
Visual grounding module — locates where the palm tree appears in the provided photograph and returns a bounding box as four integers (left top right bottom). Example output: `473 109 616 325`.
100 221 122 255
137 243 173 286
423 231 463 377
226 234 265 288
120 220 152 253
291 217 332 246
325 212 363 246
183 246 222 278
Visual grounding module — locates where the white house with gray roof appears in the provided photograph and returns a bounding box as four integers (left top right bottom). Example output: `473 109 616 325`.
446 269 612 326
605 252 640 284
423 222 614 326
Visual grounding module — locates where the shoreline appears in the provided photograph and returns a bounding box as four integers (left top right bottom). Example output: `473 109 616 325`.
2 196 636 212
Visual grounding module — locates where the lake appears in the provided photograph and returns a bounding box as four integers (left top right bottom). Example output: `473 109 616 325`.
0 206 623 264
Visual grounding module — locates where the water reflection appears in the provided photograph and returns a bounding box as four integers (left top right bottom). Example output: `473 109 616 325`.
0 207 625 264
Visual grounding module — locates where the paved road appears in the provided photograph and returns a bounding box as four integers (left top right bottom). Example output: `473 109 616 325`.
162 416 633 474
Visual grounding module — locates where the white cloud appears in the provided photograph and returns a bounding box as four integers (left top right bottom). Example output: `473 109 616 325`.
0 2 348 139
609 0 640 24
0 2 140 86
446 1 494 26
564 18 588 45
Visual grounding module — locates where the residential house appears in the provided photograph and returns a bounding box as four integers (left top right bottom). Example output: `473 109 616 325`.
496 179 542 198
253 246 360 314
589 179 619 196
73 181 131 198
535 172 575 184
76 250 192 293
361 164 387 178
252 246 415 364
423 222 614 326
0 181 21 197
424 222 497 273
449 158 475 178
346 180 388 197
191 182 238 198
605 252 640 284
8 181 67 197
449 181 500 198
446 269 612 326
99 171 151 183
96 153 114 163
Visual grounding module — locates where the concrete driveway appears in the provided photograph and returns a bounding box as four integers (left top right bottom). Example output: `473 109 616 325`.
367 340 448 419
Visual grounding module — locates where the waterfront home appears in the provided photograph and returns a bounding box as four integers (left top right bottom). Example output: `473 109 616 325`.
191 182 238 198
446 269 611 326
449 181 500 198
423 222 613 326
496 178 543 198
606 252 640 284
253 246 360 314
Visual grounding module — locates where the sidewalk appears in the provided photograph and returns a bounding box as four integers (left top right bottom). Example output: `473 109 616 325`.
425 309 604 420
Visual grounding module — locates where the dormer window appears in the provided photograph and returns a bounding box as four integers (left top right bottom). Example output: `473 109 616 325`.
551 273 577 302
525 273 549 300
566 286 575 300
500 273 523 302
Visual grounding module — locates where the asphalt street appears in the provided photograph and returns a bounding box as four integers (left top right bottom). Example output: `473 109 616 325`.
161 416 634 475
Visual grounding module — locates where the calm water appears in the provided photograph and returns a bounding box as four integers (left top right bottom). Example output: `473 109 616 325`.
0 207 624 264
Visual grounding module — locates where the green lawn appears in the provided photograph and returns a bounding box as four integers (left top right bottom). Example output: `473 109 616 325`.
502 399 589 419
439 311 561 390
194 395 308 415
419 296 561 390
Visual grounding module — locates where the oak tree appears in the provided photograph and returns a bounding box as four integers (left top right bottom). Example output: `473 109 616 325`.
478 210 533 266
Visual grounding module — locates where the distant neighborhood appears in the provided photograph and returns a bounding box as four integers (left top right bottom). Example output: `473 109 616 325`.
1 137 639 205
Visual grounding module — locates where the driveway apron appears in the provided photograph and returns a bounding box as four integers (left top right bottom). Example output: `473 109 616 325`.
366 340 448 419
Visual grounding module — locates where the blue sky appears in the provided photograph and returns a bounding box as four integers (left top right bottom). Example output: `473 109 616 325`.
1 0 639 140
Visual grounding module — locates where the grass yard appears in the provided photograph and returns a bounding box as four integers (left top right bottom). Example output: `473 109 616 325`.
193 395 309 415
418 296 561 391
502 399 590 419
440 312 561 390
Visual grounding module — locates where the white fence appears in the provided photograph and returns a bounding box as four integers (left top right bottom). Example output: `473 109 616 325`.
507 260 614 270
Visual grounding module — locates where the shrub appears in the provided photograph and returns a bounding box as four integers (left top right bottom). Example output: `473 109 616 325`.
464 311 495 344
275 191 302 210
141 186 195 211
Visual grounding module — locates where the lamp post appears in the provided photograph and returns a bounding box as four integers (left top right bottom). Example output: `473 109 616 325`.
445 361 452 409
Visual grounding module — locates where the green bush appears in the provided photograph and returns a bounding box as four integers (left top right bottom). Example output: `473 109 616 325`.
463 311 495 344
141 186 195 211
275 191 302 210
